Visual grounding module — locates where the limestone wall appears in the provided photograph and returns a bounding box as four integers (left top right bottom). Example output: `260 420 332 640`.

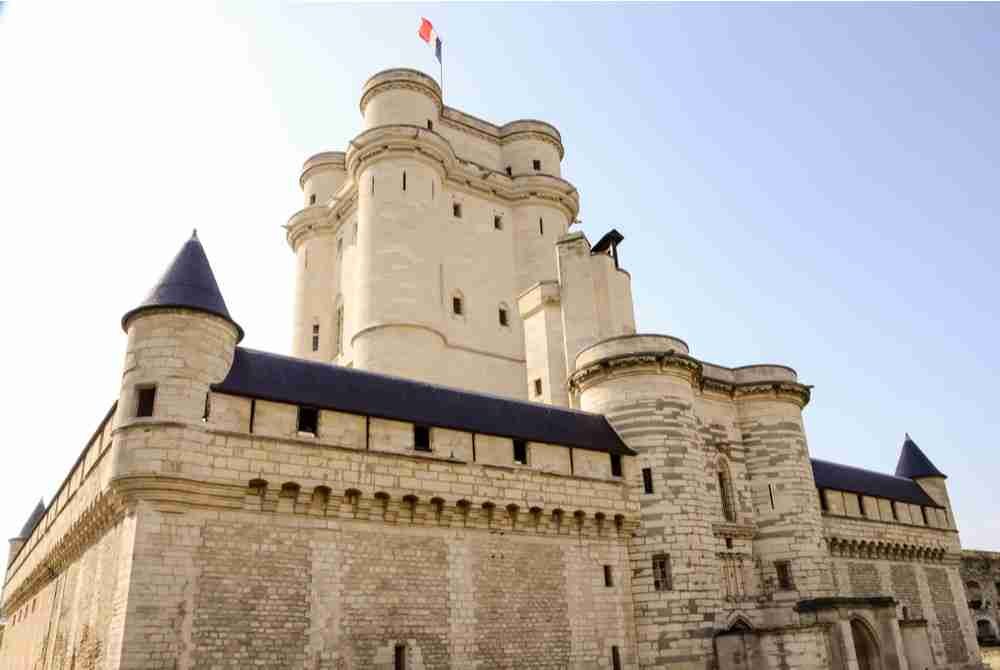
116 500 635 669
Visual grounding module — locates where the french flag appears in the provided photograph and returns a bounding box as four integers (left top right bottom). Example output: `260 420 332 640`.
418 17 442 64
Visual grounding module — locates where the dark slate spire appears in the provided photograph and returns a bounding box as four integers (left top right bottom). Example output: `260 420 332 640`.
895 434 946 479
121 230 243 341
17 499 46 539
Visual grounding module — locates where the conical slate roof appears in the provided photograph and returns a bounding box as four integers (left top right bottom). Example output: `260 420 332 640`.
895 434 946 479
17 499 46 539
121 231 243 341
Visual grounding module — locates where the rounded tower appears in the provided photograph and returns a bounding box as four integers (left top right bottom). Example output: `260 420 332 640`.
347 69 456 382
570 334 721 669
117 231 241 435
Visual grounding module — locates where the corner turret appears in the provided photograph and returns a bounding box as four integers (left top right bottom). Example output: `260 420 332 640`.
115 231 241 436
896 434 954 529
6 499 44 569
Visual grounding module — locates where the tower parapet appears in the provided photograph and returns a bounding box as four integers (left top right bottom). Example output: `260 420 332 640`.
300 151 346 207
360 68 442 129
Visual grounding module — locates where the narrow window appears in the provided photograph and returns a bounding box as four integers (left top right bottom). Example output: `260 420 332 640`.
902 606 909 620
857 494 866 517
402 170 407 191
311 323 320 352
719 470 735 521
921 507 929 525
309 193 316 205
652 554 672 591
337 237 343 257
452 296 463 315
819 489 829 512
604 565 614 587
426 119 433 130
539 217 544 235
775 561 793 590
135 386 156 418
202 392 211 422
642 467 654 494
354 222 359 241
610 453 623 478
494 214 503 230
768 482 775 510
297 406 319 435
498 307 509 326
505 165 512 177
513 439 528 465
725 537 733 549
453 202 462 218
370 174 375 195
414 425 431 452
394 644 405 670
611 645 622 670
334 306 344 354
533 378 542 397
533 159 541 171
431 179 435 199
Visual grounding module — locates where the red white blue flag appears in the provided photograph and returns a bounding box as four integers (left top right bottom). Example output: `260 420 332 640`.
418 17 442 64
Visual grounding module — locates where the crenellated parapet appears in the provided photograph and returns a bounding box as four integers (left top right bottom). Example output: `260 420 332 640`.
568 333 811 407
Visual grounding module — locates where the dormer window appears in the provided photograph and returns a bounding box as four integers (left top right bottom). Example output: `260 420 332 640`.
513 439 528 465
414 425 431 452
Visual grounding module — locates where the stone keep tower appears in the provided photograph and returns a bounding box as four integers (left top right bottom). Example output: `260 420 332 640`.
287 68 636 401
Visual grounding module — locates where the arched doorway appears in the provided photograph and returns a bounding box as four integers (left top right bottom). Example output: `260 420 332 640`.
851 619 881 670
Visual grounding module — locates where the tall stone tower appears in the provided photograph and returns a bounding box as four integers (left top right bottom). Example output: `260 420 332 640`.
287 68 640 401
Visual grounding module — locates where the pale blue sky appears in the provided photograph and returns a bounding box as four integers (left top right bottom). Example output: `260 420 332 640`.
0 3 996 548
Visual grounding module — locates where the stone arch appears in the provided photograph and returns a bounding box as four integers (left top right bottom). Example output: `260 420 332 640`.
850 617 882 670
976 618 996 640
727 614 753 632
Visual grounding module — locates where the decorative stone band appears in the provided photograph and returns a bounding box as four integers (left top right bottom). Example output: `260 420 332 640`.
825 536 950 563
568 349 812 408
795 596 898 614
712 521 756 540
1 489 127 617
360 69 443 115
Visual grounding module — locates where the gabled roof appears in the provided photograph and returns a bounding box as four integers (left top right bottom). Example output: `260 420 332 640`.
895 434 946 479
212 348 635 456
811 459 940 508
17 499 46 539
121 231 243 341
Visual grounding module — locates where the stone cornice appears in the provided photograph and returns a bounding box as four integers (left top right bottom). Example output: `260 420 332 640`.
825 535 953 564
568 349 811 408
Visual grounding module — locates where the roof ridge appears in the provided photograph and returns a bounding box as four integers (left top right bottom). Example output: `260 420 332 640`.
810 457 916 483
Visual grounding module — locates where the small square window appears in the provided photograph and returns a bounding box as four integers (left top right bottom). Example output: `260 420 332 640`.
725 537 733 549
452 296 463 315
498 307 509 327
505 166 512 177
652 554 672 591
426 119 433 130
135 386 156 418
533 159 541 171
775 560 794 590
642 467 654 494
494 214 503 230
513 439 528 465
297 406 319 435
610 453 623 477
453 202 462 218
414 425 431 452
604 564 614 587
309 193 316 205
533 378 542 397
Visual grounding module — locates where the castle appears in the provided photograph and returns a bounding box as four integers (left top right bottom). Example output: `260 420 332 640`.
0 68 988 669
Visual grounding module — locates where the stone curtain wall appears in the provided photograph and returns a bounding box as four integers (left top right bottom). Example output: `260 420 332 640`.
926 566 970 664
118 503 635 669
0 515 136 670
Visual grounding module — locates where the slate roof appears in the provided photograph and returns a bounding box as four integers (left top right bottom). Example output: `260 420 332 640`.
811 459 941 508
895 434 946 479
121 231 243 341
213 347 634 456
17 499 46 539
